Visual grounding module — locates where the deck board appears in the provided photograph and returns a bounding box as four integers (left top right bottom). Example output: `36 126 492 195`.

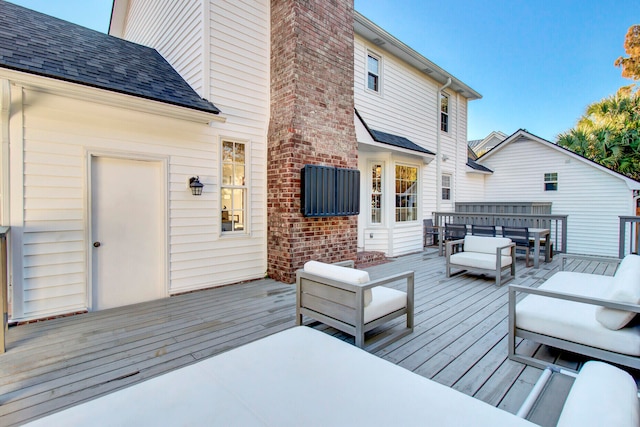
0 250 623 426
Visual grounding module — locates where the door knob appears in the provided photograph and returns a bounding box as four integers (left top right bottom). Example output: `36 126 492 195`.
93 242 101 248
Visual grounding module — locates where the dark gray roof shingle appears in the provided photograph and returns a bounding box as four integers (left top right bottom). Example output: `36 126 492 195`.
0 1 220 114
466 158 493 173
369 129 435 155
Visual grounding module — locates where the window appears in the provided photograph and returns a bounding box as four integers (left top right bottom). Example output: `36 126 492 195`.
367 53 380 92
442 174 451 200
395 165 418 222
440 93 449 132
221 140 246 232
371 163 383 223
544 172 558 191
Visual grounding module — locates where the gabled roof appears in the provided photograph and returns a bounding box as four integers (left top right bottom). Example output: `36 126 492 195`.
0 0 220 115
479 129 640 189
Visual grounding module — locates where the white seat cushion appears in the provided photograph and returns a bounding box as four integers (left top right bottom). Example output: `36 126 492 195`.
303 260 372 306
516 272 640 356
463 235 512 255
450 252 512 270
595 254 640 330
364 287 406 323
557 361 640 427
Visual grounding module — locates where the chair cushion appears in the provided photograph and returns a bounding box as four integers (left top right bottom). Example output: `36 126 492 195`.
450 252 512 270
463 235 512 255
595 254 640 330
303 261 372 306
557 361 640 427
364 287 407 323
516 272 640 356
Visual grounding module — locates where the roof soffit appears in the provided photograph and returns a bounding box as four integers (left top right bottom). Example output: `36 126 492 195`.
354 11 481 100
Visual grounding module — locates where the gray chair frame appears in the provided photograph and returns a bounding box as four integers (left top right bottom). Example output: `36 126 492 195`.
445 238 516 287
423 218 439 247
508 254 640 370
296 260 414 352
502 226 532 267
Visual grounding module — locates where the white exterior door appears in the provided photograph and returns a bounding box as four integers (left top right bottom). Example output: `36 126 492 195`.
90 156 165 310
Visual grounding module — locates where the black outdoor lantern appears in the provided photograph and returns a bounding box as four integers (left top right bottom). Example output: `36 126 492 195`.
189 176 204 196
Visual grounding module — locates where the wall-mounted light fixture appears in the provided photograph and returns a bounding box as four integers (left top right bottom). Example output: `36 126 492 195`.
188 176 204 196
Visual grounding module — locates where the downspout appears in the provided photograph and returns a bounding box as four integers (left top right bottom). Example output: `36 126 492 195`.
435 77 451 213
0 79 10 226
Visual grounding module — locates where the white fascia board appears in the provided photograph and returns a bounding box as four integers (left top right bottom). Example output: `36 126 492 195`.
0 68 226 125
108 0 130 38
358 140 434 164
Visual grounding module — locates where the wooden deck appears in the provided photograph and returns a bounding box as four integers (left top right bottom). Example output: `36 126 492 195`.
0 250 621 426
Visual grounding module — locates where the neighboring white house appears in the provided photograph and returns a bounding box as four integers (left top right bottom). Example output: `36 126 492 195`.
475 129 640 257
468 131 507 157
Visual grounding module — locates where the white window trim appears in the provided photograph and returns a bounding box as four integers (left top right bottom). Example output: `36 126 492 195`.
365 50 382 95
394 161 420 224
440 92 449 133
442 173 452 201
369 161 384 226
220 137 251 236
544 172 558 191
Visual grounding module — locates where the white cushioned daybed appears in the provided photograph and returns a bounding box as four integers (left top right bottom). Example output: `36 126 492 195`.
23 327 639 427
446 235 516 286
296 260 414 351
509 254 640 370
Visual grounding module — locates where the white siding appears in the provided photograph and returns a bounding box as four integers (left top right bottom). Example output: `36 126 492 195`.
482 137 634 257
354 35 471 256
115 1 270 285
9 86 267 321
122 0 205 96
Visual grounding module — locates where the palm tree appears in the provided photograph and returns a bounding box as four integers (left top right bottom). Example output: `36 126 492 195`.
558 92 640 180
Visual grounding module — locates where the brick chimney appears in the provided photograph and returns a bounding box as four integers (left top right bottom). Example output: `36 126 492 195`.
268 0 357 283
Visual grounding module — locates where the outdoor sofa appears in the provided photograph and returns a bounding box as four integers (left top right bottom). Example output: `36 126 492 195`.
446 235 516 286
24 326 639 426
509 253 640 370
296 260 414 351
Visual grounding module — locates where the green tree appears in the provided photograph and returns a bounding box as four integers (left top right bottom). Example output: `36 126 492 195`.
557 92 640 180
557 25 640 180
615 24 640 91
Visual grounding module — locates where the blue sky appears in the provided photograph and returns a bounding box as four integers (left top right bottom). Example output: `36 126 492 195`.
7 0 639 141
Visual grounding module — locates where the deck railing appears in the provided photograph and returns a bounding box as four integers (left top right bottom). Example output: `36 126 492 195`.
619 216 640 258
433 212 568 253
0 226 8 354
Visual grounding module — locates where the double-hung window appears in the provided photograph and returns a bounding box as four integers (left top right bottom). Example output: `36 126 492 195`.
544 172 558 191
442 174 452 200
440 93 449 132
367 53 380 92
221 140 246 232
395 165 418 222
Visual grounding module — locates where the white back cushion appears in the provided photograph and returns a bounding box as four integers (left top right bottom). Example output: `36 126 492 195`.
463 235 512 255
557 361 640 427
303 261 372 306
595 254 640 330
